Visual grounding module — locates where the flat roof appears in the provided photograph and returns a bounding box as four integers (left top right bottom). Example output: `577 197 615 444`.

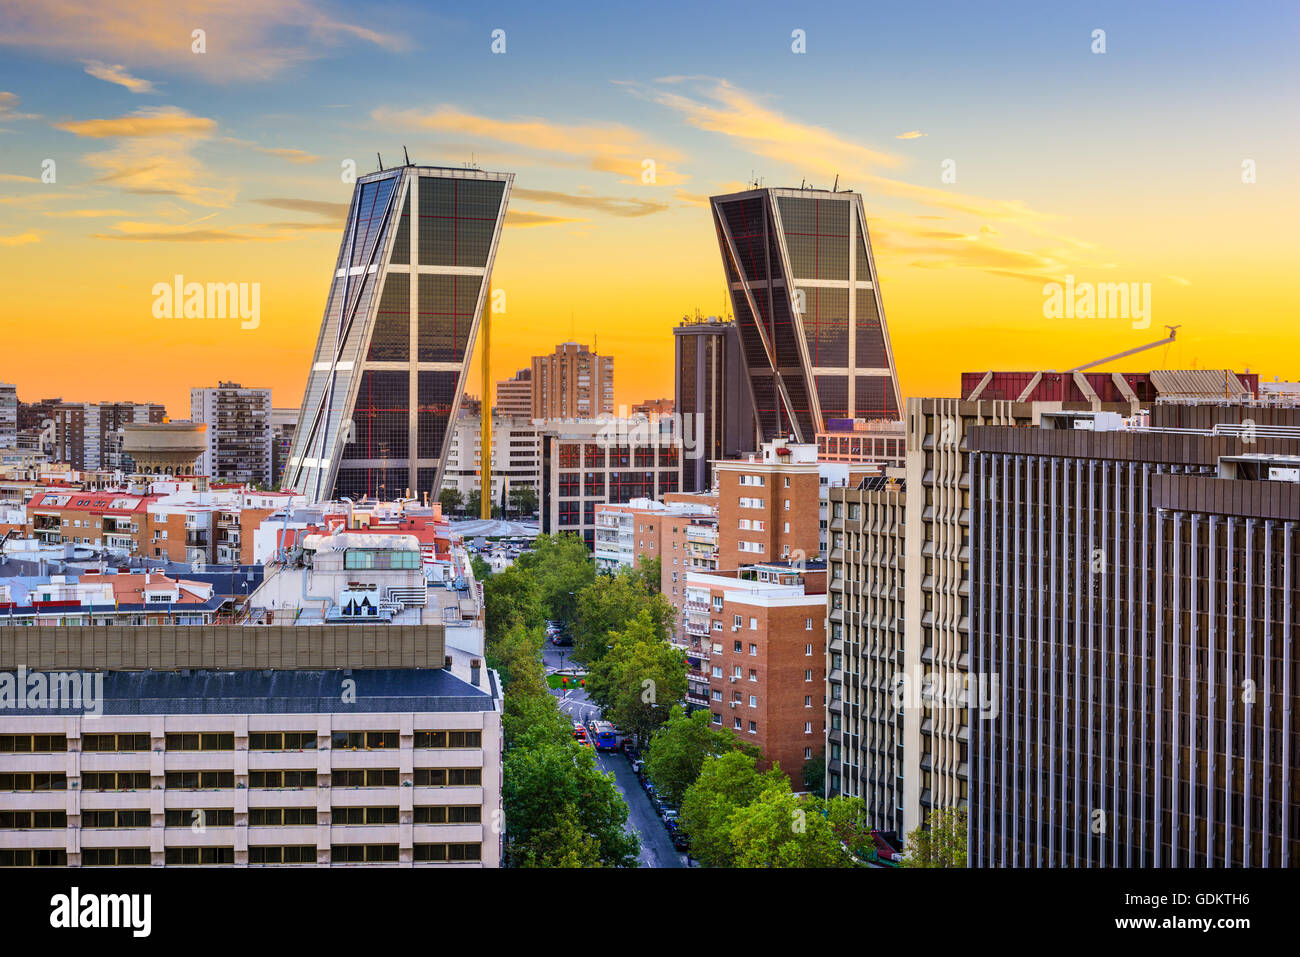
0 668 494 716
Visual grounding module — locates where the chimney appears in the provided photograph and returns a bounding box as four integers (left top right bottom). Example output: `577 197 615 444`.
470 658 482 686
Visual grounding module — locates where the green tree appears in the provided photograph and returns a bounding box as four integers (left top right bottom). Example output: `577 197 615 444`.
801 753 827 798
487 622 547 694
466 488 482 517
503 739 640 867
728 787 853 868
824 795 874 860
514 804 604 868
469 553 493 581
515 533 594 624
899 807 968 868
584 610 687 747
509 484 538 516
643 705 756 805
678 751 788 867
572 568 674 665
483 565 542 646
632 555 662 594
438 487 463 515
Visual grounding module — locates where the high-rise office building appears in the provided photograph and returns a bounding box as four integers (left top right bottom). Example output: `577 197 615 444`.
710 187 902 444
191 383 272 485
674 316 756 492
283 165 512 502
968 408 1300 867
531 342 614 419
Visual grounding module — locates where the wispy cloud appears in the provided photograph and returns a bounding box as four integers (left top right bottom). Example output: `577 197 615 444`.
0 172 41 183
0 91 39 122
84 60 157 93
0 0 408 82
512 187 669 218
56 107 232 207
374 105 688 186
895 130 927 140
0 230 42 245
42 208 130 217
253 197 348 218
253 146 319 164
505 210 585 228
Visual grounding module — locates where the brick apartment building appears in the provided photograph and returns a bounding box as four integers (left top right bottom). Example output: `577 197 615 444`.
686 562 827 784
713 439 821 569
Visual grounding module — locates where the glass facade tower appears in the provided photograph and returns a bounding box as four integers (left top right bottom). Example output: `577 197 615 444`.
710 187 902 443
283 166 512 501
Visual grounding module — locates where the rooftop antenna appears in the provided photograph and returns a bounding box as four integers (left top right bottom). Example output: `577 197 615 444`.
833 173 839 191
376 152 384 171
403 145 411 166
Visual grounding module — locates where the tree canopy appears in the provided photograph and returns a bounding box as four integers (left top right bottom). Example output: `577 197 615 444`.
584 610 687 748
643 705 756 805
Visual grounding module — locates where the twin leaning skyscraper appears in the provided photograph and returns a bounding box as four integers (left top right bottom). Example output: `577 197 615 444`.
284 169 903 501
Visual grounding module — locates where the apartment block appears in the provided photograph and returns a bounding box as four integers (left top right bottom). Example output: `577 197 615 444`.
191 383 273 486
592 498 710 574
688 562 827 785
825 473 906 837
0 383 16 450
968 413 1300 867
714 438 821 569
531 342 614 419
494 369 533 418
0 666 501 868
441 413 540 506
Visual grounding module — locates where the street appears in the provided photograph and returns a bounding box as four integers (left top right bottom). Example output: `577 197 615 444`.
543 639 690 868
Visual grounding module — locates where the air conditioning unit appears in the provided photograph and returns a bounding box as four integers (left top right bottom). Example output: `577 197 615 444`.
729 676 737 683
730 701 738 708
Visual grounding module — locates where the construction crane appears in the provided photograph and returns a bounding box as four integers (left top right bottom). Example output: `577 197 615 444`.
1065 325 1180 372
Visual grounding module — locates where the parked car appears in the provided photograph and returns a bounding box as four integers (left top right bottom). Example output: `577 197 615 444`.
549 633 573 647
662 808 680 826
672 831 690 851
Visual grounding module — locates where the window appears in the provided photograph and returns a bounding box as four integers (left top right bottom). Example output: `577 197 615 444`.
711 713 722 725
0 772 66 793
343 549 420 570
711 666 723 678
331 769 396 788
805 695 812 708
0 810 66 828
165 809 235 827
80 771 145 791
749 617 758 630
332 806 399 825
749 643 757 656
165 733 235 751
331 844 398 863
414 805 481 824
733 718 741 730
166 770 235 789
84 848 151 866
249 845 316 864
415 843 481 862
732 614 742 628
249 731 316 750
412 768 482 787
332 731 398 750
748 722 757 734
414 730 482 748
804 722 813 734
805 643 814 655
82 733 151 752
0 734 67 753
748 669 757 682
247 770 315 788
804 747 813 760
82 809 150 828
0 849 67 867
248 807 315 826
165 847 234 865
804 670 813 681
748 695 757 708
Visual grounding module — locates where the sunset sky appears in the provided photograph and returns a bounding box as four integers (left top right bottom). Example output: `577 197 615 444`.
1 0 1297 418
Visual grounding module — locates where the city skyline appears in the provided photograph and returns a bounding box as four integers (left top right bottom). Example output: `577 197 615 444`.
2 0 1297 419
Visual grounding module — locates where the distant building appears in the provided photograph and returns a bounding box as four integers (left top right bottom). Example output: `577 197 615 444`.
539 417 680 548
494 369 533 418
632 398 674 416
713 438 821 569
674 316 756 492
442 414 540 510
0 383 16 449
191 383 273 486
48 401 167 471
531 342 614 419
269 408 298 488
